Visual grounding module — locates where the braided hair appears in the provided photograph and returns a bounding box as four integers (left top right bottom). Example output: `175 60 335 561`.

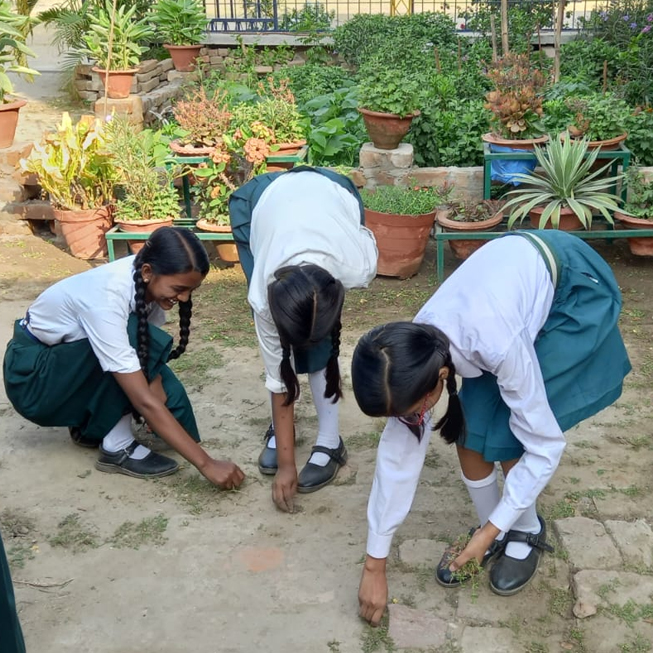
132 227 209 379
268 264 345 406
351 322 466 444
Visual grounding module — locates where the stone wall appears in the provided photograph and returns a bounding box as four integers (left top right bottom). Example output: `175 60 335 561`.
356 143 484 201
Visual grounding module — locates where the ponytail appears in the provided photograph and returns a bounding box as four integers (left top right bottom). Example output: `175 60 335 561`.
168 299 192 361
324 319 343 402
433 359 466 445
279 341 301 405
133 262 150 381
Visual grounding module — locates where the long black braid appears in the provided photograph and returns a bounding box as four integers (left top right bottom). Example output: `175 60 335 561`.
133 261 151 381
324 318 343 402
279 339 301 404
433 353 466 445
168 299 192 361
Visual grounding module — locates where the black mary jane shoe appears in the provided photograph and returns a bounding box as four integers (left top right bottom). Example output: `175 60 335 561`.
69 426 100 449
258 423 278 476
489 515 554 596
435 527 506 588
95 441 179 479
297 438 348 493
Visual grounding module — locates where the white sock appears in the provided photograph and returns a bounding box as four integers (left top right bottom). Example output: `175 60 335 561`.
102 414 150 461
307 370 340 467
505 503 541 560
462 468 506 551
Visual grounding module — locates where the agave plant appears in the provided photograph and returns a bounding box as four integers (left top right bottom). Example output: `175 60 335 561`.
502 137 624 230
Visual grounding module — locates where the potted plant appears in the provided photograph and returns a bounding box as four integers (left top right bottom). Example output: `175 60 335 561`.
105 117 181 253
360 183 449 279
502 137 624 231
152 0 207 72
357 64 421 150
615 167 653 256
83 0 154 99
170 86 233 154
0 0 39 148
19 113 119 259
564 93 630 150
436 199 504 259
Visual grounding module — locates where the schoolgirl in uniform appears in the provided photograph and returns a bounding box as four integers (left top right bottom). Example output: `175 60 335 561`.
4 227 244 489
350 230 631 625
0 531 24 653
229 166 378 512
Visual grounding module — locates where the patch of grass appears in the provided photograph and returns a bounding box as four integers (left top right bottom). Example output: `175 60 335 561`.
526 642 549 653
327 640 341 653
168 347 224 389
548 586 573 617
0 508 35 537
165 473 230 515
360 614 396 653
6 542 35 570
346 430 382 451
620 634 652 653
109 515 168 549
48 514 99 552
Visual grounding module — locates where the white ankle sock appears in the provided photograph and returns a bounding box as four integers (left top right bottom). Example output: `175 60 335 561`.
267 435 277 449
462 468 506 551
307 370 340 467
102 414 150 461
505 504 541 560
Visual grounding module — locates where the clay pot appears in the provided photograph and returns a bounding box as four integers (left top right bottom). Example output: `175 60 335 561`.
164 44 202 72
93 67 138 100
359 108 420 150
0 98 27 149
482 132 549 150
53 206 113 259
115 217 174 254
364 208 435 279
562 131 628 151
196 218 239 264
529 206 585 231
437 209 504 260
169 140 216 156
615 211 653 256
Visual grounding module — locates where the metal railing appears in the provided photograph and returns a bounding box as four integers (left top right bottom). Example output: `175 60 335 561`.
205 0 612 32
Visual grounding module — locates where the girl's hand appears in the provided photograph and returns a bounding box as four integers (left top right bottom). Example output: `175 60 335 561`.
200 458 245 490
359 556 388 627
272 464 298 513
449 523 500 572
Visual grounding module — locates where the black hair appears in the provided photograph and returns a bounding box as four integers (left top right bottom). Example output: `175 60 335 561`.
268 264 345 406
132 227 210 379
351 322 466 444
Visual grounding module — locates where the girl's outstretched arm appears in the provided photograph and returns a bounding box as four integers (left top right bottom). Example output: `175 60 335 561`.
113 370 245 489
271 392 297 512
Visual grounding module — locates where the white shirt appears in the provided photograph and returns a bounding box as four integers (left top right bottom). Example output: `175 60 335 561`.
367 236 563 558
26 255 165 374
249 171 378 393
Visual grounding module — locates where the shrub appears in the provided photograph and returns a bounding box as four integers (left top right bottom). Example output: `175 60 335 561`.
361 184 452 215
625 106 653 165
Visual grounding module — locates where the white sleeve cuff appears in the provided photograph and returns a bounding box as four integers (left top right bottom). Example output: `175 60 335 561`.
265 375 287 395
366 530 394 559
488 502 523 535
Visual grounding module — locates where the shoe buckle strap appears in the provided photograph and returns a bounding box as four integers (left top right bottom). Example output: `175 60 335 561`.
310 443 346 465
115 441 139 465
524 532 555 554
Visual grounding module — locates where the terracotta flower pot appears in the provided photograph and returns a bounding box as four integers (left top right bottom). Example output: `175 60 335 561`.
93 67 138 100
196 218 239 264
359 108 420 150
115 217 174 254
561 131 628 151
0 98 27 149
615 211 653 256
53 206 113 260
529 206 585 231
164 44 202 72
482 133 549 150
169 140 216 156
364 208 435 279
437 209 504 260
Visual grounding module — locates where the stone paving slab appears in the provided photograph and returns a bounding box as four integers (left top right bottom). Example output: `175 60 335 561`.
398 538 446 568
573 569 653 618
604 519 653 567
387 604 448 649
459 626 519 652
573 614 653 653
554 517 622 569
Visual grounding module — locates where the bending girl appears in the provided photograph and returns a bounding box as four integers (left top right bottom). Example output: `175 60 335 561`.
229 166 378 512
351 230 630 625
4 227 244 489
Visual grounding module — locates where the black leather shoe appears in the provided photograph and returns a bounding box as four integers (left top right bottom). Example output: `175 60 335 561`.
489 515 554 596
69 426 100 449
95 441 179 479
297 438 347 493
258 424 278 475
435 527 506 587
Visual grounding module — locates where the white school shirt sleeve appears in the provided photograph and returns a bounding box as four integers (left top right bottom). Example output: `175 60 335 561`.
366 417 434 559
253 311 286 395
487 330 567 533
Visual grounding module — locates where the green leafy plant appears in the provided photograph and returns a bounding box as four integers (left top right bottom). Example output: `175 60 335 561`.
447 199 504 222
566 93 631 141
623 167 653 219
0 0 39 103
151 0 207 46
361 183 452 215
278 2 334 32
105 117 180 222
20 112 119 210
625 106 653 165
83 0 154 71
502 137 624 229
357 64 422 117
485 52 549 139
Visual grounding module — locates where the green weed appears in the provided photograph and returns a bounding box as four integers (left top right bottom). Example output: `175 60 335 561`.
109 515 168 549
48 513 99 552
360 614 396 653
